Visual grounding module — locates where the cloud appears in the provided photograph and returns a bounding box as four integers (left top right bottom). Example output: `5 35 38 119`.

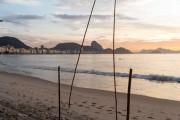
55 0 142 8
54 14 136 20
129 22 180 33
0 0 41 5
54 14 111 20
3 15 45 25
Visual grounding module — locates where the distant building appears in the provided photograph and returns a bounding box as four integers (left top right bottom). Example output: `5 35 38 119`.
41 45 44 49
0 44 102 55
0 46 6 53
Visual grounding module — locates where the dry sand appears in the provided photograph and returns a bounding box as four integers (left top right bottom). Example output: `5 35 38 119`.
0 71 180 120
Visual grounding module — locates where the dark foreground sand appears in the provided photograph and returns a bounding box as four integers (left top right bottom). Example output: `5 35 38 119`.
0 71 180 120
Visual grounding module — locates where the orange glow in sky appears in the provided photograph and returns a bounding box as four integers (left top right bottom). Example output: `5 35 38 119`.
0 0 180 52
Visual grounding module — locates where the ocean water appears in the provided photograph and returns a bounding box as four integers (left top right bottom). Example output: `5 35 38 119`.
0 54 180 101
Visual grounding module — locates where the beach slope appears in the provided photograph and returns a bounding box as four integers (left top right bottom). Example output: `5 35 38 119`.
0 71 180 120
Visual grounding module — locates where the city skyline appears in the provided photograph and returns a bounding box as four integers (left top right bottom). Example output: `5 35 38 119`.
0 0 180 52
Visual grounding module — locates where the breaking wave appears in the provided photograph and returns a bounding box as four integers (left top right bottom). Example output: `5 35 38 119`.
0 61 180 83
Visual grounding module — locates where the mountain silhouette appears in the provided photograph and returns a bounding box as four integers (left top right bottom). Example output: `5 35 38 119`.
91 41 103 50
140 48 179 53
115 47 132 54
0 36 30 49
52 41 132 54
52 42 81 51
0 36 133 54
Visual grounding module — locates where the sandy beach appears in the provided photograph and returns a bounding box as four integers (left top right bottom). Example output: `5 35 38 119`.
0 71 180 120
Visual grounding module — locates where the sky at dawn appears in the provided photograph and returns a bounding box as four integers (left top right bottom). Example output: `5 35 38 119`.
0 0 180 51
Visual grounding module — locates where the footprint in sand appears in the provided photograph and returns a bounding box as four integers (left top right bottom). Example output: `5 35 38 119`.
95 112 100 114
91 103 97 106
82 101 87 104
147 116 154 119
97 106 104 109
166 118 172 120
132 117 138 119
117 111 122 115
110 107 115 109
78 104 83 107
106 109 113 112
137 110 141 113
97 107 102 109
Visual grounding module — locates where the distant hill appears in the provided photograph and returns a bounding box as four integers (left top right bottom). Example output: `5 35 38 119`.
140 49 153 53
0 36 30 49
151 50 161 54
83 46 101 51
115 47 133 54
103 48 113 54
0 36 133 54
102 48 133 54
52 42 101 51
140 48 179 54
52 42 81 51
91 41 103 50
52 41 133 54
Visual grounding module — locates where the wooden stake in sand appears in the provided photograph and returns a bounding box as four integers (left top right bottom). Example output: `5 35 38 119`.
58 66 61 120
126 68 133 120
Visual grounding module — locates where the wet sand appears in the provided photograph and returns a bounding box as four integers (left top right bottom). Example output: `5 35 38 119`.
0 71 180 120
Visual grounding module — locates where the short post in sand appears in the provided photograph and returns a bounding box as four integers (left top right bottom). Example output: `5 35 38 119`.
126 68 133 120
58 66 61 120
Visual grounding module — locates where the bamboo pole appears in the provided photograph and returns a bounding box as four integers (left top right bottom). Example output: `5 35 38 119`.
113 0 118 119
68 0 97 108
126 68 133 120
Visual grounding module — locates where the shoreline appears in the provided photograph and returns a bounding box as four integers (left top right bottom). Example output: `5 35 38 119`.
1 70 180 102
0 70 180 120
